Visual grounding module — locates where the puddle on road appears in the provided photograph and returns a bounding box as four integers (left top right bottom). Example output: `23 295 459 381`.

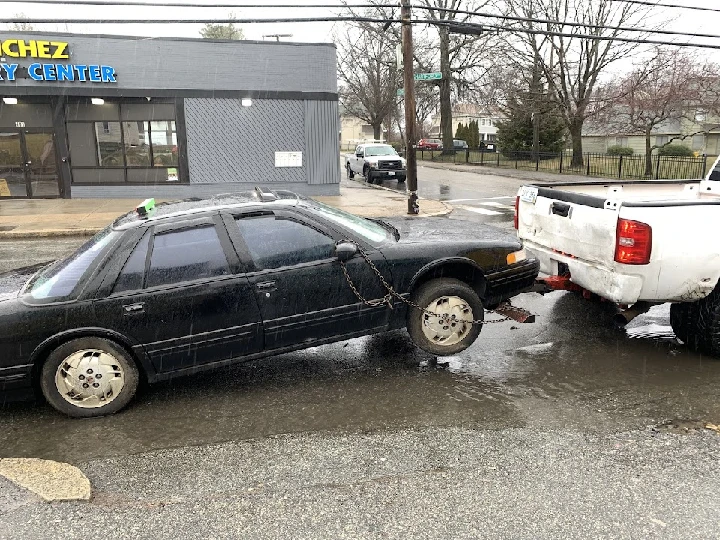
3 291 720 463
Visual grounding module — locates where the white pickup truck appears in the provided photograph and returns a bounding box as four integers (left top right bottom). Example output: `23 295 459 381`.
345 143 407 185
516 157 720 357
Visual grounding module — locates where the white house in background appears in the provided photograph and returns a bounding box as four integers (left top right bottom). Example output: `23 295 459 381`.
429 103 504 142
339 114 386 149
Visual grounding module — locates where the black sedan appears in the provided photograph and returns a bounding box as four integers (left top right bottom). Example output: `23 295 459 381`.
0 189 539 417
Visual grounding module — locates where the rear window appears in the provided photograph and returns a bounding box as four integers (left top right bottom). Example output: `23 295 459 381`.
24 227 121 302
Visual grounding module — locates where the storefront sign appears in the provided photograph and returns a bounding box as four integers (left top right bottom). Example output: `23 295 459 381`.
0 39 117 83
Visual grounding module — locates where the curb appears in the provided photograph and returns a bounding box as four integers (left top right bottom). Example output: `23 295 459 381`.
0 228 101 240
0 458 91 502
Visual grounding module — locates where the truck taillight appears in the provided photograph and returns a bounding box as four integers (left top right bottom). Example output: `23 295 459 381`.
614 218 652 265
514 196 519 229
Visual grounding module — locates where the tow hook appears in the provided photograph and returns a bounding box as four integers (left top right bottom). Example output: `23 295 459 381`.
493 302 536 324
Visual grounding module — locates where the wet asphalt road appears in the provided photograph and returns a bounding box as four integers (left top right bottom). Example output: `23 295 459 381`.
2 170 720 538
1 170 719 461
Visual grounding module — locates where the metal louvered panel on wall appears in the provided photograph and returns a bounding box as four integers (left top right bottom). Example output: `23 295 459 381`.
185 98 306 184
304 100 341 185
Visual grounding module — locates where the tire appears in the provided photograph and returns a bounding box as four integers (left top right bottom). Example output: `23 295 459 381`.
363 166 373 183
397 175 406 184
407 278 484 356
670 302 693 344
40 337 140 418
346 163 354 179
693 286 720 357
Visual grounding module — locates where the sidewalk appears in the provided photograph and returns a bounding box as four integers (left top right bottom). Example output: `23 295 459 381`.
0 180 451 239
419 159 593 184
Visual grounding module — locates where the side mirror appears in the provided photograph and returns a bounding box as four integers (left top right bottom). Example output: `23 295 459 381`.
335 241 358 262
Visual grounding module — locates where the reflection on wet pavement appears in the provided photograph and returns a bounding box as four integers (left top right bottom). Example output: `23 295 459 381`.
3 290 720 463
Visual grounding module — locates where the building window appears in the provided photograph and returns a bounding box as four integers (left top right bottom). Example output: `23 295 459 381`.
656 135 668 147
67 101 180 184
486 134 496 142
615 137 628 147
695 110 707 122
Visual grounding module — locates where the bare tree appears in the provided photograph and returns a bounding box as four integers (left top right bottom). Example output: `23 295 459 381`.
414 1 496 152
341 1 494 152
199 13 244 40
500 0 658 167
336 22 401 141
598 48 718 175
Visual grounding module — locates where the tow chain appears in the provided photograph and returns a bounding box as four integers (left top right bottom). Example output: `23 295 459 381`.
339 242 513 325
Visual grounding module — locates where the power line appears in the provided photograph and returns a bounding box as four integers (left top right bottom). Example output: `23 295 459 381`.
414 4 720 42
3 1 384 7
610 0 720 13
11 1 720 44
478 21 720 51
5 14 720 52
0 16 394 24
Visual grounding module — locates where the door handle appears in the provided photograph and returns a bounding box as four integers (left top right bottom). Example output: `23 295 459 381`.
123 302 146 315
256 281 277 291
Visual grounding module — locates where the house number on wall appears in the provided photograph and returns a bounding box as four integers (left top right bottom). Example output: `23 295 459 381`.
15 122 25 128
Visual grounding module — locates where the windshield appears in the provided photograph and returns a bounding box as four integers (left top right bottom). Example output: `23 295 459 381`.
310 200 392 243
23 227 121 302
365 145 398 157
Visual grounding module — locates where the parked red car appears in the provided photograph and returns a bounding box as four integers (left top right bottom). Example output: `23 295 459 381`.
417 138 442 150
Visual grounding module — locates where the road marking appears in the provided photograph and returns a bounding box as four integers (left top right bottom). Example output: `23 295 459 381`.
457 205 503 216
486 196 515 200
444 198 480 203
479 201 515 209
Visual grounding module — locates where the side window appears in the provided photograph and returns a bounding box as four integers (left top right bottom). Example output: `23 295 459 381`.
113 231 150 293
235 215 335 270
146 226 230 288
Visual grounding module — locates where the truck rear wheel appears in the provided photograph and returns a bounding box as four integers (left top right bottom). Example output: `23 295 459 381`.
670 303 693 344
694 287 720 357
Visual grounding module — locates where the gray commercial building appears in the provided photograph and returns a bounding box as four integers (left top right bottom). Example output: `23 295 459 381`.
0 32 340 199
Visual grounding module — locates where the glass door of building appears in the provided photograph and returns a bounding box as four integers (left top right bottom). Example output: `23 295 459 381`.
0 130 60 198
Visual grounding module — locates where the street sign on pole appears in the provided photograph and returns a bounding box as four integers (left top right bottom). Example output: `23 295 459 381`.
414 72 442 81
396 88 405 97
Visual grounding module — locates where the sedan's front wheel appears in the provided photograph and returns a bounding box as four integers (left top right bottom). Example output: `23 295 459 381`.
407 278 483 356
40 337 140 418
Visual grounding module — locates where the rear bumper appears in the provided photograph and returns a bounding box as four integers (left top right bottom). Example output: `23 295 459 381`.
524 241 643 304
485 258 540 305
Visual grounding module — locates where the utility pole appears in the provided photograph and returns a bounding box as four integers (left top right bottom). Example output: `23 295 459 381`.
401 0 419 214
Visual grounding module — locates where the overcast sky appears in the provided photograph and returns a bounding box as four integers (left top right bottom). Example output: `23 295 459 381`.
2 0 720 64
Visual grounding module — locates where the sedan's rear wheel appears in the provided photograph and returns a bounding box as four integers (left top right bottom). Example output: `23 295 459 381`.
40 337 140 418
407 278 483 356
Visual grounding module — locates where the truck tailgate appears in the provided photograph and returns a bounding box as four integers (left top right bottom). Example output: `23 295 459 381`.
518 189 617 266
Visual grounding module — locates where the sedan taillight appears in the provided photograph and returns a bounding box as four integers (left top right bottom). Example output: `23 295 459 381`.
614 218 652 265
514 195 520 229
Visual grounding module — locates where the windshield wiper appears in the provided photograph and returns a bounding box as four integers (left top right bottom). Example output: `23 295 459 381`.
369 218 400 240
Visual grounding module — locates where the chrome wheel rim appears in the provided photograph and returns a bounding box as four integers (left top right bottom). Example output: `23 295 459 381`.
54 349 125 409
421 295 474 346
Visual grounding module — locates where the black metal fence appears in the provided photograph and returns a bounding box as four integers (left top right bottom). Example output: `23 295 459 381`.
417 149 712 181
